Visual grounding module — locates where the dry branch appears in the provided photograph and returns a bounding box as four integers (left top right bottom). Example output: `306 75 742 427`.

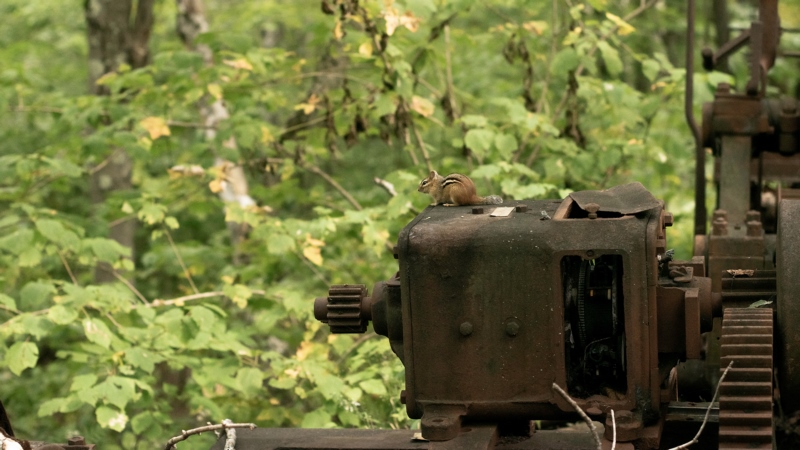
552 383 602 450
164 421 256 450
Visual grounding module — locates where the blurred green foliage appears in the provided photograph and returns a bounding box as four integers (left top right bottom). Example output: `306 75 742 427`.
1 0 796 448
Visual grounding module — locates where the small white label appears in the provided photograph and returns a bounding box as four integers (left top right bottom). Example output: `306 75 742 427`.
490 206 515 217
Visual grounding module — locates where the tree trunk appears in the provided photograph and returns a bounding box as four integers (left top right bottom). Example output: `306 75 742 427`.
84 0 154 282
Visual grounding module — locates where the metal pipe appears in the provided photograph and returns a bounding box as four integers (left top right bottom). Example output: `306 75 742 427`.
686 0 706 236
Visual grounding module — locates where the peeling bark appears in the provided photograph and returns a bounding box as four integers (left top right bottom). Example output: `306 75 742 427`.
176 0 254 265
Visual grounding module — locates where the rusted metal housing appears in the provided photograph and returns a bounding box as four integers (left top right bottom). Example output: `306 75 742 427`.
314 183 729 449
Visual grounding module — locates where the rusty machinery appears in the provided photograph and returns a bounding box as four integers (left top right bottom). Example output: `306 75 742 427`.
209 1 800 450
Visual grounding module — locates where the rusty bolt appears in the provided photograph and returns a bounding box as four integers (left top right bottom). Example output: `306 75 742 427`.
459 321 473 336
505 320 520 337
746 210 761 223
712 217 728 236
716 82 731 95
472 207 484 215
68 436 86 446
584 203 600 219
515 204 528 213
782 97 797 115
712 209 728 221
392 245 399 259
747 220 763 237
586 250 595 258
663 212 674 227
400 390 407 404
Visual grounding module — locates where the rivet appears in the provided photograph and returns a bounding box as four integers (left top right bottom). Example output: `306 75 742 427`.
505 321 520 337
472 207 484 215
459 322 473 336
515 205 528 212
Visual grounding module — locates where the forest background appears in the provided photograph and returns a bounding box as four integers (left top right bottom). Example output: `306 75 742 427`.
0 0 799 448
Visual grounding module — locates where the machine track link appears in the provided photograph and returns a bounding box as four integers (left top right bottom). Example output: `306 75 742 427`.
718 308 774 450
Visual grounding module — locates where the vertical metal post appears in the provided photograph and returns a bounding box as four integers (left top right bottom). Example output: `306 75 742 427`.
686 0 706 237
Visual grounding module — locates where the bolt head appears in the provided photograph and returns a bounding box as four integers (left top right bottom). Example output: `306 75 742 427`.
505 321 520 336
459 321 473 336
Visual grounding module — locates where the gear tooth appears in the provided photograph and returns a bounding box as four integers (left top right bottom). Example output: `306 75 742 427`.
718 308 774 448
324 284 369 334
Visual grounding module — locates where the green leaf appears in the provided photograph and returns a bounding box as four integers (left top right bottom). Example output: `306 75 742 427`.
0 228 33 255
6 341 39 375
494 133 518 159
131 412 155 434
18 247 42 267
38 398 66 417
301 409 332 428
223 284 252 308
460 115 488 128
749 300 773 308
464 129 495 157
70 374 99 392
86 238 130 263
236 367 264 397
642 59 660 82
315 374 345 400
35 219 79 250
83 319 113 348
597 42 623 77
359 378 388 396
267 234 296 255
0 294 16 311
48 305 78 325
268 377 296 390
96 406 128 432
125 347 156 373
19 281 54 310
550 48 579 76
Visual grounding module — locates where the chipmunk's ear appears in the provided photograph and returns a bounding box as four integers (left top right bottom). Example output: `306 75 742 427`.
429 170 437 178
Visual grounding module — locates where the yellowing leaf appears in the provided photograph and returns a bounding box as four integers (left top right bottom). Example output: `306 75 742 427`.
384 8 420 36
606 12 635 36
334 21 345 40
208 178 224 193
296 342 314 361
139 117 171 140
410 95 435 117
260 126 275 145
207 83 223 100
303 246 323 266
294 93 321 115
522 21 549 35
358 41 373 57
223 58 254 70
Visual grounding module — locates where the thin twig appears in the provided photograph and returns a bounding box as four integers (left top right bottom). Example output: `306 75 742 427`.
552 383 602 450
164 422 256 450
668 360 734 450
151 289 267 308
108 269 150 305
107 214 136 229
295 251 330 285
58 251 78 285
611 409 616 450
373 177 398 197
306 165 363 210
410 119 433 172
443 24 459 120
163 227 199 295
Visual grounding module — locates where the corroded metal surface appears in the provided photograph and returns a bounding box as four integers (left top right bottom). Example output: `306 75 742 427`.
777 200 800 412
718 308 774 449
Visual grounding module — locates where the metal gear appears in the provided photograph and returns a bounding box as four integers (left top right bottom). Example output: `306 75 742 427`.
718 307 774 449
313 284 371 333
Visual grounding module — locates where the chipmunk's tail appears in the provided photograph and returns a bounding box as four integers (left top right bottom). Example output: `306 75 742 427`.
478 195 503 205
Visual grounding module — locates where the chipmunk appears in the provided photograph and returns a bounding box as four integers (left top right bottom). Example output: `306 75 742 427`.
417 170 503 206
